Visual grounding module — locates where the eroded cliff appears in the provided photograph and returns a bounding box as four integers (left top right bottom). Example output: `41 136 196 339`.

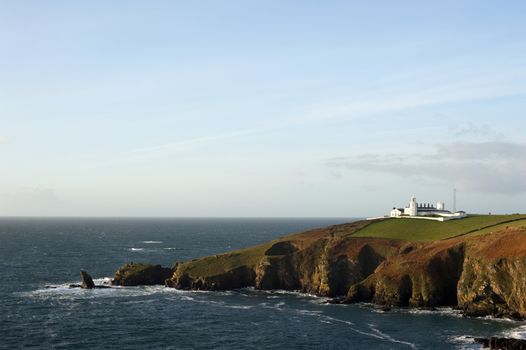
346 228 526 318
112 219 526 319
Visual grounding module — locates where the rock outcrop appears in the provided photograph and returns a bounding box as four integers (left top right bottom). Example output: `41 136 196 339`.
475 337 526 349
80 270 95 289
112 263 173 286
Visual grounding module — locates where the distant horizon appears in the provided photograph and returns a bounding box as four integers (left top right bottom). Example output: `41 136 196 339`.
0 215 358 219
0 212 520 219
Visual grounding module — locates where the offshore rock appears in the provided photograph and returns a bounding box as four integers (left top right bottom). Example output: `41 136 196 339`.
112 263 173 286
80 270 95 289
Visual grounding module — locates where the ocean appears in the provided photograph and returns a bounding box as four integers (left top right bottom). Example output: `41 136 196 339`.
0 217 524 349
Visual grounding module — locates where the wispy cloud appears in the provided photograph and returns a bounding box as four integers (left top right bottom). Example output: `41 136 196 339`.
126 129 254 156
92 129 256 167
449 123 497 139
297 71 526 124
329 141 526 194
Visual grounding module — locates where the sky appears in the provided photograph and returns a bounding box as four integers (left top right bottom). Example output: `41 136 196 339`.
1 0 526 217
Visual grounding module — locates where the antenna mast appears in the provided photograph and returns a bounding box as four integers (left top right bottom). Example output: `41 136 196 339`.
453 188 457 212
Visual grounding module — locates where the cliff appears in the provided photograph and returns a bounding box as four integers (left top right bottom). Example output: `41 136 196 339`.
346 229 526 319
113 216 526 319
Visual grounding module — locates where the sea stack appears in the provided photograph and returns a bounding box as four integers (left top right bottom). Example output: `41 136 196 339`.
80 270 95 289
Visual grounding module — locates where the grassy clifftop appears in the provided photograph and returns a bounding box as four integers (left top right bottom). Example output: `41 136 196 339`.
113 214 526 318
175 221 370 280
352 214 526 241
167 214 526 287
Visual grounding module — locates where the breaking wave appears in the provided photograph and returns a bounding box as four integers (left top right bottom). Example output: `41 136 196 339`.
501 325 526 339
448 335 482 350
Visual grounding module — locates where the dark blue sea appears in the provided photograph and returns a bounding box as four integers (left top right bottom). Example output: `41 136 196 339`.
1 218 524 349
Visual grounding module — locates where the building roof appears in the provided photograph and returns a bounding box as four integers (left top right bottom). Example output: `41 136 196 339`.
417 208 451 214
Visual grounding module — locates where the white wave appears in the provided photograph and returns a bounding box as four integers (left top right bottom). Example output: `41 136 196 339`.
368 324 418 349
242 288 322 299
129 248 145 251
168 293 253 310
449 335 476 344
407 307 463 318
268 290 321 298
479 315 520 323
501 324 526 339
256 301 287 310
296 309 323 316
310 297 332 304
224 305 253 310
447 335 482 350
322 315 355 327
294 307 418 348
142 241 162 244
93 277 113 285
18 281 207 301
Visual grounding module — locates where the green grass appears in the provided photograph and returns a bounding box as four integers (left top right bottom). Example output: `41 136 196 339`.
181 242 273 277
352 215 526 241
466 218 526 236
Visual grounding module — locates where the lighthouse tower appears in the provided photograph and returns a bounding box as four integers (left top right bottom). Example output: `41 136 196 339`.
409 196 418 216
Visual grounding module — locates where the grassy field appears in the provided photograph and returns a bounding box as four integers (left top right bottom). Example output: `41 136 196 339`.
467 218 526 236
352 214 526 241
180 242 272 277
177 215 526 277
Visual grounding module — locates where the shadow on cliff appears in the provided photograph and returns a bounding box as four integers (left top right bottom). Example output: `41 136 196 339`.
112 222 526 319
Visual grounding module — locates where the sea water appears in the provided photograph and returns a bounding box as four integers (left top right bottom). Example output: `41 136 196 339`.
0 218 524 349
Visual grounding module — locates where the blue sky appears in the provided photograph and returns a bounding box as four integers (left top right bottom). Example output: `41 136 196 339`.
1 1 526 216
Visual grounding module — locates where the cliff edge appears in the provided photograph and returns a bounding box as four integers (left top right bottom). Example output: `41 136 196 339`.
113 215 526 319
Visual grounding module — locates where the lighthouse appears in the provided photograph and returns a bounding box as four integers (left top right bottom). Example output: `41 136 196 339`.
389 196 467 221
408 196 417 216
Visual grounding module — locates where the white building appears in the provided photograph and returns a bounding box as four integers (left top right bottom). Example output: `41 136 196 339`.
389 196 466 221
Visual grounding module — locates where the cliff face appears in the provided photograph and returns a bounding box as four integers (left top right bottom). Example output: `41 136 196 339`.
167 221 403 296
113 220 526 319
345 229 526 318
112 263 174 286
346 239 466 307
457 231 526 318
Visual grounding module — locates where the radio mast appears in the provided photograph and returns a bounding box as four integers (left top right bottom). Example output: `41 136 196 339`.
453 188 457 213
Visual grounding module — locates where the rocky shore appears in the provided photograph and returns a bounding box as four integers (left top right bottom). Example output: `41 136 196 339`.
111 220 526 320
474 337 526 349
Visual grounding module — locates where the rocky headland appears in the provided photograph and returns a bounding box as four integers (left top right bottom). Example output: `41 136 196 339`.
111 216 526 320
